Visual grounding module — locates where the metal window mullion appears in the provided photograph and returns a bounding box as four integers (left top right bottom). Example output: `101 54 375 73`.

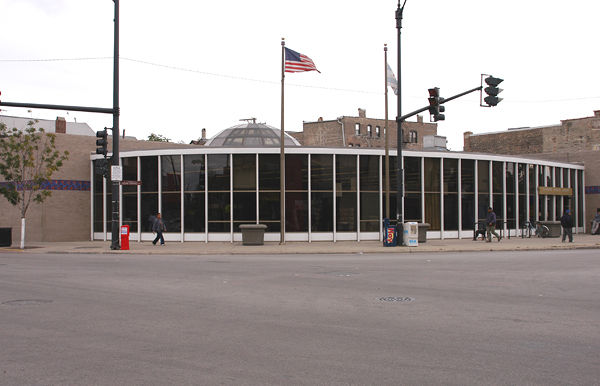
333 154 337 242
502 162 506 234
474 160 478 226
180 155 184 242
308 153 312 242
158 156 162 213
421 157 425 224
581 170 585 233
489 161 493 214
102 176 107 241
440 158 444 240
458 158 462 238
552 167 556 220
525 163 530 226
379 155 383 241
90 161 94 241
230 153 233 243
535 165 539 222
204 154 208 243
256 153 259 225
137 156 141 242
357 155 360 242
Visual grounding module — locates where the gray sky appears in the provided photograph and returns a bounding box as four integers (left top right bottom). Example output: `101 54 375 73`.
1 0 599 150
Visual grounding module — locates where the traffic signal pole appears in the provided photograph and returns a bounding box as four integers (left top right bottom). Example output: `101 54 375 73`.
109 0 120 250
395 1 406 232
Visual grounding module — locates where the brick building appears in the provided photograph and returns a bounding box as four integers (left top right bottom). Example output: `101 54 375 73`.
463 110 600 230
290 108 440 150
0 115 195 244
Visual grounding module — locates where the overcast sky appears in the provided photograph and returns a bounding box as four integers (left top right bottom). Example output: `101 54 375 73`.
1 0 599 150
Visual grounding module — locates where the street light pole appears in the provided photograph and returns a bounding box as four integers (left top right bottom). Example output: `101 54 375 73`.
395 1 406 233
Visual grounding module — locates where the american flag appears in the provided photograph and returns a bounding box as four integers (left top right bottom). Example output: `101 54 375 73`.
284 47 320 73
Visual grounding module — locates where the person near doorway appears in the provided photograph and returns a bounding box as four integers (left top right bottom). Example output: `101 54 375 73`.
560 209 573 242
592 209 600 235
152 213 167 246
486 207 501 242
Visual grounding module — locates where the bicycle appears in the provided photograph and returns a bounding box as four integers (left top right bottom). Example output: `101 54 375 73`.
535 222 550 238
520 221 535 238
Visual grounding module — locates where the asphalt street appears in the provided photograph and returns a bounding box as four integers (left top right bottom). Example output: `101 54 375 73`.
0 250 598 385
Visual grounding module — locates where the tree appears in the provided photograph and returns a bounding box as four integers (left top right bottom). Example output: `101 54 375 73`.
147 133 170 142
0 121 69 249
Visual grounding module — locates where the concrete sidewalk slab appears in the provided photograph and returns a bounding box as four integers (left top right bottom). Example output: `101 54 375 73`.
2 234 599 255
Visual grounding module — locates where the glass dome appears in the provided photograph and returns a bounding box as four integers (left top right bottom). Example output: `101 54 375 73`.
204 120 300 147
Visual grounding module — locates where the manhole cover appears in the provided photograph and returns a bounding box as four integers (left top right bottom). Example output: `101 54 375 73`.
2 299 53 306
379 296 414 303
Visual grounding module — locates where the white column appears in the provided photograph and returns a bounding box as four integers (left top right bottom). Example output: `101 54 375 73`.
458 158 462 239
180 154 184 243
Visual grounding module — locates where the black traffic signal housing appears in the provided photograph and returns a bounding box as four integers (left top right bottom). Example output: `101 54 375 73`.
96 128 108 158
428 87 445 122
481 75 503 107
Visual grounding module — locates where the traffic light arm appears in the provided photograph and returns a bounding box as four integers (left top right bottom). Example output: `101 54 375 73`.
0 101 114 115
399 86 482 122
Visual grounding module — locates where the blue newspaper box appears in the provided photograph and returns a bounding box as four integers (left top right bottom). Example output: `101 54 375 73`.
383 219 397 247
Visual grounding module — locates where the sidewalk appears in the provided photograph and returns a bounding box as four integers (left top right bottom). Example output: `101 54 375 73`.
2 234 599 255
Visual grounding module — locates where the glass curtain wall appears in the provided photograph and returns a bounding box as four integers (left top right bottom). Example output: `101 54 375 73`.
360 155 380 231
492 161 503 228
478 160 489 223
161 155 181 232
93 160 104 233
443 158 458 231
140 156 158 232
233 154 256 231
183 155 205 232
285 154 308 232
424 158 441 230
381 156 397 221
207 154 230 232
461 159 475 230
122 157 138 232
311 154 333 232
259 154 280 232
336 155 357 232
404 157 422 223
505 162 515 229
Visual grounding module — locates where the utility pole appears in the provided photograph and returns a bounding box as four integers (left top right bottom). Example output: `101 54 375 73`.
110 0 121 250
395 0 407 239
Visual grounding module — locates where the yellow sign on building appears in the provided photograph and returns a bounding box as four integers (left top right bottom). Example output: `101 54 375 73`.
538 187 573 196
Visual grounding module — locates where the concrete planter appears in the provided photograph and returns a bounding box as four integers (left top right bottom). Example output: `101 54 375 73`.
418 223 430 243
539 221 561 238
239 224 268 245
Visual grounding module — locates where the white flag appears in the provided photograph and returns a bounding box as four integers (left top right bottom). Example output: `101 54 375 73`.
386 63 398 95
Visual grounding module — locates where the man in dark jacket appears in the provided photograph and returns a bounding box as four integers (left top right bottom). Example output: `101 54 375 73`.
486 207 501 242
152 213 167 246
560 209 573 243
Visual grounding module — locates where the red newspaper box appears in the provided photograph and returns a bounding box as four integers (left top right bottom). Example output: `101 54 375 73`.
120 225 130 250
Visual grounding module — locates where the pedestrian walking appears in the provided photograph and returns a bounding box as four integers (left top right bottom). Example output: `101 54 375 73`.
560 209 573 243
152 213 167 246
486 207 501 242
592 209 600 235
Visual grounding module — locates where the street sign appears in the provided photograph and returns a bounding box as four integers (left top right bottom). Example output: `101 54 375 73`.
120 180 142 186
111 165 123 182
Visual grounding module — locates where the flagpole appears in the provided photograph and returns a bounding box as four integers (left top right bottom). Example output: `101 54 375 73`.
384 44 390 220
280 38 286 245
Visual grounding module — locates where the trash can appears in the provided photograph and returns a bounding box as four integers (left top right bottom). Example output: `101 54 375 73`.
0 228 11 247
382 218 397 247
403 222 418 247
239 224 268 245
418 223 430 243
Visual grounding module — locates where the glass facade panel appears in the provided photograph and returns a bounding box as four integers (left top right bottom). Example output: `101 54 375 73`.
208 192 230 232
122 157 138 232
184 193 205 232
286 192 308 232
140 156 158 231
259 154 280 191
208 154 230 191
233 192 256 231
443 158 458 230
93 160 104 232
161 155 181 232
424 158 441 230
184 155 205 192
310 154 332 191
336 155 357 232
233 154 256 190
381 155 398 221
259 192 280 232
506 162 515 229
461 159 475 230
577 170 583 227
360 155 380 231
311 192 333 232
286 154 308 191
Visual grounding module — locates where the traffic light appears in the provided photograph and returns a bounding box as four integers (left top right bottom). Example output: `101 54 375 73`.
482 76 503 106
96 128 108 157
428 87 445 122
